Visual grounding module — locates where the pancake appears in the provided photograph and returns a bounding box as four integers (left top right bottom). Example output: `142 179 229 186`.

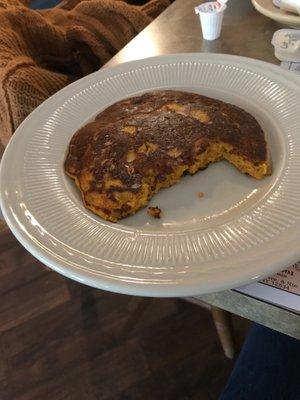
65 90 271 222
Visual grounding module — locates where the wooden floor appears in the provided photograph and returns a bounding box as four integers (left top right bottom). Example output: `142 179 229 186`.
0 229 251 400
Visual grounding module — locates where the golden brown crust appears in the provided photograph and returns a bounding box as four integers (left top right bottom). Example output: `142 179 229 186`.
65 90 271 222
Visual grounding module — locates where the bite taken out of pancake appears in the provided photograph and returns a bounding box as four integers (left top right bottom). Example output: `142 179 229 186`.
64 90 271 222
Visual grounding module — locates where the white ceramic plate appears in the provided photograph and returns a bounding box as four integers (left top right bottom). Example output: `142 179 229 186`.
252 0 300 28
1 53 300 297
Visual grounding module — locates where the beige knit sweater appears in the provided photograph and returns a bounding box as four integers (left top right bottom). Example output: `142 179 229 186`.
0 0 169 233
0 0 169 147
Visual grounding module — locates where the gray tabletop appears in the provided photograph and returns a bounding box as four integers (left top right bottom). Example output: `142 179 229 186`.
107 0 299 339
107 0 279 67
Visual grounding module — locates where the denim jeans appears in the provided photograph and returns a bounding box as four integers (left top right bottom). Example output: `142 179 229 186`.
220 324 300 400
30 0 61 9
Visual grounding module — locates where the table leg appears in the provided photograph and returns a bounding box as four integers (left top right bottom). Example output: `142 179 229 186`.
211 306 235 359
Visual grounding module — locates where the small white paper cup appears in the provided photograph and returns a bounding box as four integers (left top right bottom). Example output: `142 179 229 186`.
195 2 226 41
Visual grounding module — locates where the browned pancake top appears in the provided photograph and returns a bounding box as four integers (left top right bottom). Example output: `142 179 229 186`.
65 90 267 194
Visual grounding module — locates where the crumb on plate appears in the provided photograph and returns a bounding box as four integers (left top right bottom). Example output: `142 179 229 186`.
197 192 204 198
147 206 162 219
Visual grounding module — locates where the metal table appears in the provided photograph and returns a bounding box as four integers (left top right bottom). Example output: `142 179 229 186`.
106 0 299 339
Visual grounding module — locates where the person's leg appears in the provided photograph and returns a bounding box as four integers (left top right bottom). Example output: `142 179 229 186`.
30 0 61 9
220 324 300 400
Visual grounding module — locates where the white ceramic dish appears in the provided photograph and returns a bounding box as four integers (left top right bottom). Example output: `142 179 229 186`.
1 53 300 297
252 0 300 28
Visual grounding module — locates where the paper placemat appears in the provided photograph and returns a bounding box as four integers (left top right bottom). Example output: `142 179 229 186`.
235 263 300 312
